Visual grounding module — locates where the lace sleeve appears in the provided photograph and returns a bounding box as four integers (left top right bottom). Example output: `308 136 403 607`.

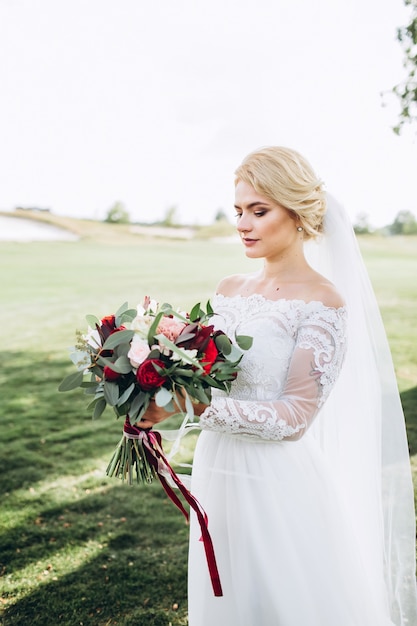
199 307 347 441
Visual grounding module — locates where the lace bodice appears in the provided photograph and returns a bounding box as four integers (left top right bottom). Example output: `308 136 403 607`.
200 294 347 441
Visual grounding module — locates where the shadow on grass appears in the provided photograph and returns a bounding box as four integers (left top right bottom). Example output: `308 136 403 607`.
0 353 139 495
401 386 417 456
2 539 187 626
0 353 189 625
1 483 189 626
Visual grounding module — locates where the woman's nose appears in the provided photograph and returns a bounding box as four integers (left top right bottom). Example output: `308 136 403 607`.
237 214 251 232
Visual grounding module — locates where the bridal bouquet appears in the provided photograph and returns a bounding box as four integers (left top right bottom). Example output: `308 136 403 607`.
59 297 251 595
59 297 251 472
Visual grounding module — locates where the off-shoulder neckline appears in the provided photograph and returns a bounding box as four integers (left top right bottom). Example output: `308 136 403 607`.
212 292 346 312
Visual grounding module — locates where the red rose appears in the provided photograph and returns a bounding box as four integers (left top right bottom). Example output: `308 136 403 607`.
98 315 125 347
101 315 116 330
103 365 121 381
136 358 167 391
201 338 219 374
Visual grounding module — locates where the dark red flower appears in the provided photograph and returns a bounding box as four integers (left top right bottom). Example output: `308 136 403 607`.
201 338 219 374
136 358 167 391
98 314 125 345
177 323 214 352
103 365 121 381
101 314 116 329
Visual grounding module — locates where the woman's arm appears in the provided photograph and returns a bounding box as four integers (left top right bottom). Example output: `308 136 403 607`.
199 307 347 441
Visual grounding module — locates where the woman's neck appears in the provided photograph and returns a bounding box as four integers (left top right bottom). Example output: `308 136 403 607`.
261 252 310 282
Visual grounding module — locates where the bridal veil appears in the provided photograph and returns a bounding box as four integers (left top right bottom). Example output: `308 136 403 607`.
305 195 417 624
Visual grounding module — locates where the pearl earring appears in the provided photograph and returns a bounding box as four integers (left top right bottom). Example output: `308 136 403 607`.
297 226 303 232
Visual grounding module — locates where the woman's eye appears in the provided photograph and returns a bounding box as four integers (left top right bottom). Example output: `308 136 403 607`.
234 213 242 218
254 211 266 217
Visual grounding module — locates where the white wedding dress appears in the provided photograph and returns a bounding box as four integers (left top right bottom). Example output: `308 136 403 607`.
188 293 395 626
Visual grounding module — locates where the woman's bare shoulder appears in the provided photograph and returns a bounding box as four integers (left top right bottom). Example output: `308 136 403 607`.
308 276 345 309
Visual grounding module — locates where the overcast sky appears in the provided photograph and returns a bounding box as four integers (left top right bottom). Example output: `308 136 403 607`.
0 0 415 227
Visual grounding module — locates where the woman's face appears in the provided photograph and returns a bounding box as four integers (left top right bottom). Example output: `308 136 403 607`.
234 180 301 260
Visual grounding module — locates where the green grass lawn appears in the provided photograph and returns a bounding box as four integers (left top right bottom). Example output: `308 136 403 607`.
0 228 416 625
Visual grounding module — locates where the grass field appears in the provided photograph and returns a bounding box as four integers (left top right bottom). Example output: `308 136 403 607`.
1 224 416 625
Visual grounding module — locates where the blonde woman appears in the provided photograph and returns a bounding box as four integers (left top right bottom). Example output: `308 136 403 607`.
142 147 417 626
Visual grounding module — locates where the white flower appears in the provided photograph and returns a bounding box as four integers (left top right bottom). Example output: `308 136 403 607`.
128 314 153 338
171 348 198 364
68 348 91 372
83 326 101 348
128 336 151 367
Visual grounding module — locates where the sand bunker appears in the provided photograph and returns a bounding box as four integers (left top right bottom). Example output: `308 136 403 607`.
0 215 78 242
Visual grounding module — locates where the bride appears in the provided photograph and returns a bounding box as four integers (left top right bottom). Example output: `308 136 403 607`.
140 146 417 625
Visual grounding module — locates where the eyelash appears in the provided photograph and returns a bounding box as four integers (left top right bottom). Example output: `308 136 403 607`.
254 211 266 217
235 211 266 218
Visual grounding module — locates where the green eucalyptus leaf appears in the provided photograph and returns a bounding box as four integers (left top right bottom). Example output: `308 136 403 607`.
102 329 134 351
206 300 214 316
190 386 210 404
116 342 131 358
227 344 245 362
58 371 84 392
174 331 195 344
155 387 173 407
80 381 98 388
93 397 107 419
172 368 193 377
128 392 147 421
214 334 232 356
103 381 120 406
115 301 129 318
86 314 100 328
117 383 135 406
189 302 203 322
235 334 253 350
111 356 132 374
147 311 164 345
119 308 137 324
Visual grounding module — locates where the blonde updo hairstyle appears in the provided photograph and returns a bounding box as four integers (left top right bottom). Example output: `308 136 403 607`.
234 146 326 241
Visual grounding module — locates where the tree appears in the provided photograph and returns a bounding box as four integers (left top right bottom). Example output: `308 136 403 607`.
393 0 417 133
214 208 229 222
104 202 130 224
389 210 417 234
161 205 178 227
353 212 373 235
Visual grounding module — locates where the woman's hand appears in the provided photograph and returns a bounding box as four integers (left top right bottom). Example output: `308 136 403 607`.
137 396 208 430
137 400 173 430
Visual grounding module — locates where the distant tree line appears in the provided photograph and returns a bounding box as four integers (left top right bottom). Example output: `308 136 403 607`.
354 209 417 235
103 202 232 227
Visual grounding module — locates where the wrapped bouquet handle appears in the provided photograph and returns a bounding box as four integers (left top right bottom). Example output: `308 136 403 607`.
110 418 223 597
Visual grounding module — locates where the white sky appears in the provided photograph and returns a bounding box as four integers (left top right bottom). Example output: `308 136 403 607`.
0 0 416 227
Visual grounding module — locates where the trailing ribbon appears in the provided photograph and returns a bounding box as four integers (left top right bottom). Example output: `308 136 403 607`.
123 418 223 597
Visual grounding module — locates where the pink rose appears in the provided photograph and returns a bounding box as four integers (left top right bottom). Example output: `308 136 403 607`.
157 316 186 342
128 336 151 367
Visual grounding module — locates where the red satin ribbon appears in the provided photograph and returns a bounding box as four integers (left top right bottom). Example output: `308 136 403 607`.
123 418 223 597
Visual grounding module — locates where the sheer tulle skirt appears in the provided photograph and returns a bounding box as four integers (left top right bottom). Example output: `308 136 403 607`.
188 430 394 626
